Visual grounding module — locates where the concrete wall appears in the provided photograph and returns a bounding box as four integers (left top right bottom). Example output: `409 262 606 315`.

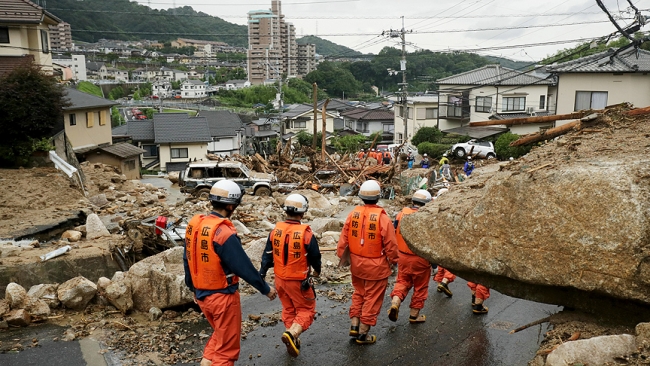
64 108 112 149
159 142 207 172
85 153 141 180
555 73 650 115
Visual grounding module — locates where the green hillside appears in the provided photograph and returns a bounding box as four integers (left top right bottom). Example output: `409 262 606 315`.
42 0 247 46
297 35 363 57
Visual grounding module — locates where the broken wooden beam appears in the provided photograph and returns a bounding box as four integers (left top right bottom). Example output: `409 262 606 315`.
509 120 580 147
470 112 587 127
626 106 650 116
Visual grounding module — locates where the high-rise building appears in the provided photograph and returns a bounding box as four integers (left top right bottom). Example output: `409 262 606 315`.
297 43 316 76
248 0 314 85
49 22 72 51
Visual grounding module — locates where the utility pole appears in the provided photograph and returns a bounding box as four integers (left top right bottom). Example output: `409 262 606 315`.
385 17 411 145
312 82 318 149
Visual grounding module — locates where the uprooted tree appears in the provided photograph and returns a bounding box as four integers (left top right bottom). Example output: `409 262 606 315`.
0 61 70 167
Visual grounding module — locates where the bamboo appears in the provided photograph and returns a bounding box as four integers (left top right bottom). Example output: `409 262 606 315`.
470 112 587 127
509 120 580 147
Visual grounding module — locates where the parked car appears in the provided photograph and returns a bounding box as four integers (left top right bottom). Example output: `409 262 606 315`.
451 139 496 159
179 161 296 199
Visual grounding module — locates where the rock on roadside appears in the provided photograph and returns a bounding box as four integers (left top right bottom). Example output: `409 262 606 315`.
86 213 111 240
5 282 27 309
545 334 636 366
27 284 60 309
57 276 97 310
5 309 31 327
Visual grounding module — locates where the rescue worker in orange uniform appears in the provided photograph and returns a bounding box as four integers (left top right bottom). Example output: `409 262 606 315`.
184 180 277 366
468 282 490 314
434 267 456 298
357 148 365 160
382 150 392 166
369 148 378 162
337 180 398 344
388 189 433 323
259 194 322 358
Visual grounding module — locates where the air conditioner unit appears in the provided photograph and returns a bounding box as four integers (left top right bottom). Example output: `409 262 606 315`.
526 107 535 114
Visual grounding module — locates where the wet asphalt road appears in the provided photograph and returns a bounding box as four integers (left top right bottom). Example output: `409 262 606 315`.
234 276 559 366
0 276 559 366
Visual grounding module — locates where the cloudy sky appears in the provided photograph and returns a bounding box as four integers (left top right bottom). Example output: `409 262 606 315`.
135 0 650 61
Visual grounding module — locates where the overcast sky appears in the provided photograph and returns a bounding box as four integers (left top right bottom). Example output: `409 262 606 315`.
135 0 650 62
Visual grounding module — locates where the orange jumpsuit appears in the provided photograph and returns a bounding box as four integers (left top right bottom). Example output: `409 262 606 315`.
260 221 322 331
467 282 490 301
337 204 398 326
390 207 431 309
357 151 365 160
433 267 456 284
197 292 241 365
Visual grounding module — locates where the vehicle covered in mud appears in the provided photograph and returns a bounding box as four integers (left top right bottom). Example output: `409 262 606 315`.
179 161 295 198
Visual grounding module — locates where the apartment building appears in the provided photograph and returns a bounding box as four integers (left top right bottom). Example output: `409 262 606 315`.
247 1 315 84
297 43 317 76
52 54 87 80
48 22 72 51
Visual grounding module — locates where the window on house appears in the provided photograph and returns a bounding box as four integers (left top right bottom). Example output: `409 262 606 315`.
86 112 94 127
575 91 608 111
69 114 76 126
124 159 136 171
383 124 394 133
345 120 353 129
170 148 188 158
426 108 438 119
98 111 105 126
259 124 271 131
293 121 306 129
142 144 158 157
475 96 492 113
355 122 368 133
396 132 403 144
0 27 9 44
503 97 526 112
539 95 546 110
40 30 49 53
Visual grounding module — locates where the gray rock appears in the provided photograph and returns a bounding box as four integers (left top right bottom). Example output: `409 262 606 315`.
636 322 650 349
111 271 126 283
125 247 193 311
232 220 251 236
86 214 110 240
0 245 21 258
25 297 50 317
309 218 343 236
289 163 310 173
96 277 111 292
104 281 133 313
57 276 97 310
5 282 27 309
0 299 10 317
89 194 109 207
61 230 82 242
293 190 332 210
259 220 276 231
27 284 60 309
5 309 31 327
0 320 7 329
545 334 636 366
63 328 76 341
149 307 163 321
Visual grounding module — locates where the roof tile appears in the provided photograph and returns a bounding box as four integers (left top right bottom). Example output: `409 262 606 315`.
437 64 552 86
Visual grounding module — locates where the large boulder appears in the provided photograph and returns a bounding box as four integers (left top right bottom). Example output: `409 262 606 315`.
5 309 31 327
125 247 193 311
86 213 110 240
25 297 50 317
5 282 27 309
27 284 60 309
293 190 332 211
104 281 133 313
309 218 343 236
245 238 267 269
399 146 650 314
545 334 636 366
57 276 97 310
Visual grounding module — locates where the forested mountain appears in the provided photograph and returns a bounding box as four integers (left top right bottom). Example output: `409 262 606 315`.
41 0 248 46
297 35 363 57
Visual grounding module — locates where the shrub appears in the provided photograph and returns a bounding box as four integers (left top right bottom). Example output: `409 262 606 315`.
495 132 531 159
417 142 452 158
411 127 443 146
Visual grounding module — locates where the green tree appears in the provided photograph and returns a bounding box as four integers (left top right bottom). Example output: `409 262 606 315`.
416 142 450 159
141 108 156 119
331 134 366 154
411 127 443 146
494 132 531 159
111 106 125 127
108 86 125 100
0 61 70 166
304 61 361 98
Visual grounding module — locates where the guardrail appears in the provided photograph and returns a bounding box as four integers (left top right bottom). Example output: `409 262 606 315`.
49 151 87 196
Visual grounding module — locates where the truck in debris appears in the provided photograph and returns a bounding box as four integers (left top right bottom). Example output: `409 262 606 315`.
179 161 297 198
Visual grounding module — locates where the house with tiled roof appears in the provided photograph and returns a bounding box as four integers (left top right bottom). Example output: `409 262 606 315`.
114 113 211 172
391 65 556 142
0 0 61 75
547 47 650 117
60 88 118 151
198 111 245 156
341 107 395 144
181 79 206 98
79 143 146 180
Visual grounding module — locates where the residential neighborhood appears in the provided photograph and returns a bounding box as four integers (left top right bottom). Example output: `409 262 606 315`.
4 0 650 365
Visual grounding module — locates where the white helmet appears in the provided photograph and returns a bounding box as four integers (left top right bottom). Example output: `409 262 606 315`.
358 180 381 201
361 148 365 152
412 189 432 205
443 153 447 157
284 194 309 214
435 188 449 199
209 180 242 205
423 153 427 157
371 148 375 152
467 156 472 160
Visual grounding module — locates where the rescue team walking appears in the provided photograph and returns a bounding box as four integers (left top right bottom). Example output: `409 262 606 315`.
184 179 488 364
